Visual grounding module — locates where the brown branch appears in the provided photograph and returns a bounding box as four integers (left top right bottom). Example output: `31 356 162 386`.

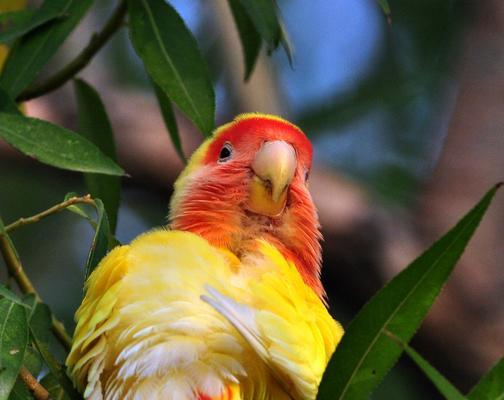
16 0 128 102
0 196 98 351
4 195 95 233
0 233 73 351
19 366 50 400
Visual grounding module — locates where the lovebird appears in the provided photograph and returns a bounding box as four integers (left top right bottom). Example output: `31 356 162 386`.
66 114 344 400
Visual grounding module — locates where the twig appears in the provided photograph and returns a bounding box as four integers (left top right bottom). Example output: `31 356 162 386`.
0 195 97 349
19 366 50 400
4 195 95 233
0 233 73 351
16 0 128 101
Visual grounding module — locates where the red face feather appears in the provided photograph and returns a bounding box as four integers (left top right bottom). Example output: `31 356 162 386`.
170 115 324 297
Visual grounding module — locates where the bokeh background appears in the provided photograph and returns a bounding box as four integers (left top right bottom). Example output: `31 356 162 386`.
1 0 503 398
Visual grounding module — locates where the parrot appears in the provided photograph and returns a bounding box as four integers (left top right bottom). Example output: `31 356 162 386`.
66 113 344 400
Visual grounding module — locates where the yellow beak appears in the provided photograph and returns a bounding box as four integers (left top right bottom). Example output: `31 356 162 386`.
247 140 297 217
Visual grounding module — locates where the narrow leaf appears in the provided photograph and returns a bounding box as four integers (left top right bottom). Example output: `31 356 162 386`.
84 198 111 280
63 192 96 226
74 79 121 232
152 80 185 163
40 373 71 400
0 7 63 44
0 283 27 308
0 112 124 175
30 326 80 400
317 184 501 400
0 0 93 97
376 0 392 24
128 0 215 135
8 377 33 400
385 331 466 400
0 84 20 114
238 0 280 47
227 0 261 80
467 358 504 400
0 299 28 400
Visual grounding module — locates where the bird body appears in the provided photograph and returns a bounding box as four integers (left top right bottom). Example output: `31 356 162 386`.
67 114 343 399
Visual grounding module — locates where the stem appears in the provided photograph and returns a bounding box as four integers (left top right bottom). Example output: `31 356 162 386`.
16 0 128 102
0 233 73 351
4 195 95 233
19 366 50 400
1 195 98 349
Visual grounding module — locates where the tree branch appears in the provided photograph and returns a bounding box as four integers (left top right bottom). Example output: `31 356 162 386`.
19 366 50 400
0 195 101 350
0 232 73 351
4 195 95 233
16 0 128 102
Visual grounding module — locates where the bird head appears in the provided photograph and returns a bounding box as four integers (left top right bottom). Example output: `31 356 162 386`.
169 113 323 297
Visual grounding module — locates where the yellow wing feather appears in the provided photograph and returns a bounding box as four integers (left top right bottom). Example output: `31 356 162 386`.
203 241 343 400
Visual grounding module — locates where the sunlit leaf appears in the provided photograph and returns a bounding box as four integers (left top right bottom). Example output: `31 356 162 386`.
74 79 121 232
152 79 185 163
227 0 261 80
0 0 93 97
0 112 124 176
317 184 501 400
128 0 215 136
0 299 28 400
0 7 63 44
384 331 466 400
467 358 504 400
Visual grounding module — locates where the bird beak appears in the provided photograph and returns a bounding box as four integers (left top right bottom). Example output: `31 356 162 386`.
248 140 297 217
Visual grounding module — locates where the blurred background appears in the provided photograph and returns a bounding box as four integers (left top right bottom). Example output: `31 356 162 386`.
1 0 503 398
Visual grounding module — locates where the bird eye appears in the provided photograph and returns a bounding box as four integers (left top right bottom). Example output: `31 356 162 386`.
218 143 233 162
304 169 310 182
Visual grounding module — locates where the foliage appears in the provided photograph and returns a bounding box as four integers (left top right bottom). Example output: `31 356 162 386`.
0 1 502 399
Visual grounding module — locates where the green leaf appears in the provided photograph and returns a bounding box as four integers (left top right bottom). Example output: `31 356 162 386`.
0 284 27 308
377 0 391 20
0 0 93 98
152 80 185 163
8 377 33 400
0 299 28 400
227 0 261 80
63 192 96 227
0 7 63 44
74 79 121 232
40 373 71 400
0 112 124 176
0 10 34 31
467 358 504 400
30 326 80 400
384 331 466 400
128 0 215 136
0 85 20 115
238 0 280 48
317 184 501 400
84 198 111 280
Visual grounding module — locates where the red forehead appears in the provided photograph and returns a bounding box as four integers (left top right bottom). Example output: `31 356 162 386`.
203 116 313 166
